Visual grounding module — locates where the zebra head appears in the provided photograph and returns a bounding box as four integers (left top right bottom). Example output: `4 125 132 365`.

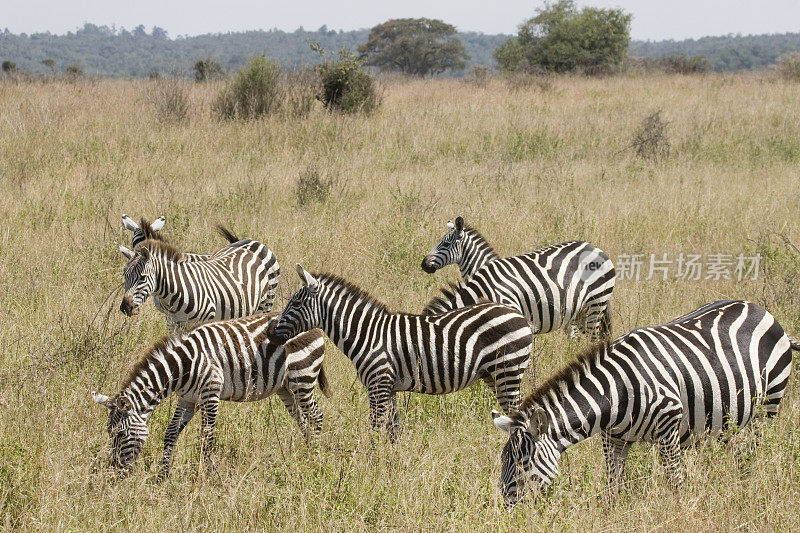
92 391 148 472
122 214 165 250
120 245 156 316
492 407 561 506
421 217 465 274
267 264 322 345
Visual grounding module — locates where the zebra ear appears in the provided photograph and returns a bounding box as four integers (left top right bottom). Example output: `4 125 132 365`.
492 410 513 433
138 245 151 259
295 264 319 292
527 407 549 439
150 216 165 232
92 391 115 410
122 215 139 232
119 245 135 260
454 216 464 233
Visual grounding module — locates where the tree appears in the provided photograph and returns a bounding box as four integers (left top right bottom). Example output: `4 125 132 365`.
42 58 55 72
358 18 469 77
495 1 631 75
2 60 16 73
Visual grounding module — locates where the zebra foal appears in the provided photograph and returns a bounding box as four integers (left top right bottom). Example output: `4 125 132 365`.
119 219 279 330
421 216 615 341
491 300 797 505
92 313 329 478
267 265 534 439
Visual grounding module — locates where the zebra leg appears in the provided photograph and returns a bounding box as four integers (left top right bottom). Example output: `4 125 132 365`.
387 393 400 442
601 432 631 498
159 400 195 480
657 425 685 490
368 384 398 441
198 393 221 474
276 387 311 439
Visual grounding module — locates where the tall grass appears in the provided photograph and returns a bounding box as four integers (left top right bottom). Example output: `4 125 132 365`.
0 74 799 530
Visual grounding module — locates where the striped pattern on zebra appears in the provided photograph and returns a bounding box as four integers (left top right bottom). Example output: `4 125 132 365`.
421 218 616 341
267 265 534 439
120 222 280 330
491 300 796 505
92 313 329 478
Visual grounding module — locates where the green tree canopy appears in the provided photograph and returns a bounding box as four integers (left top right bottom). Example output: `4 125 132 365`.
358 18 469 77
496 1 631 75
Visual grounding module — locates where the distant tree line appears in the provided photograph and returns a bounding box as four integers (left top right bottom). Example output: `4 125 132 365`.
1 19 799 78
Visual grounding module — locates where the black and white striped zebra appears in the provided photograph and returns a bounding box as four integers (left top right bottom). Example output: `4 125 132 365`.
421 217 616 341
267 265 534 439
119 215 241 316
120 224 280 330
92 313 329 478
491 300 797 505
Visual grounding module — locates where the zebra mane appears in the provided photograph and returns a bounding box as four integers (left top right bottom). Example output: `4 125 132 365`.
136 239 184 263
118 332 180 392
316 273 390 313
139 217 169 243
463 225 498 257
422 282 465 315
514 340 612 419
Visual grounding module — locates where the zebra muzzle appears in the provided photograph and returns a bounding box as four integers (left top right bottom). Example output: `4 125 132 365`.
421 257 437 273
120 296 139 317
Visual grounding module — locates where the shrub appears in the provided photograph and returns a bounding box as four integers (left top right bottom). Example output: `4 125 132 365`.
214 55 281 120
315 47 380 114
775 51 800 81
296 166 333 206
632 110 670 160
65 64 83 78
660 54 709 74
193 57 224 82
2 60 17 74
147 78 191 124
467 65 494 86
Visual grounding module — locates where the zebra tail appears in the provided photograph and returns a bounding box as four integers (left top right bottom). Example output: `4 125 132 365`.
215 225 239 244
788 335 800 351
317 363 333 398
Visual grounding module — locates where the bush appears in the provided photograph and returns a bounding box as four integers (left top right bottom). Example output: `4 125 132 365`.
214 55 281 120
2 60 17 73
315 47 380 114
65 64 83 78
660 54 709 74
632 110 670 160
467 65 494 86
193 57 224 82
147 78 191 124
775 51 800 81
296 166 333 206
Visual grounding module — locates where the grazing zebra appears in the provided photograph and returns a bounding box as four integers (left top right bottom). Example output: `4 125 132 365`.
92 313 329 478
421 217 616 341
491 300 797 505
267 265 534 439
120 223 280 331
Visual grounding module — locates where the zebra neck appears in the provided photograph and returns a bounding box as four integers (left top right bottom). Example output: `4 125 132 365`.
460 230 498 280
151 256 183 302
522 350 615 450
319 287 389 362
119 351 177 418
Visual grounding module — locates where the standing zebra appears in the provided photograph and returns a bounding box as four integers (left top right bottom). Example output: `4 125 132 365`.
267 265 534 439
120 227 280 331
421 217 616 341
491 300 797 505
119 215 241 316
92 313 329 478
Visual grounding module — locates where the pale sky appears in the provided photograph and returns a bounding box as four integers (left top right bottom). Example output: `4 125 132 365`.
4 1 799 41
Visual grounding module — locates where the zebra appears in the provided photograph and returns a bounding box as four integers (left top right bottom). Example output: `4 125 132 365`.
119 223 280 331
119 215 241 316
491 300 797 505
267 264 535 439
421 217 616 342
92 313 330 478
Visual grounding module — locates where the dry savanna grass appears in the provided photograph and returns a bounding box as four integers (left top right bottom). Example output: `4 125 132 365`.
1 73 799 530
